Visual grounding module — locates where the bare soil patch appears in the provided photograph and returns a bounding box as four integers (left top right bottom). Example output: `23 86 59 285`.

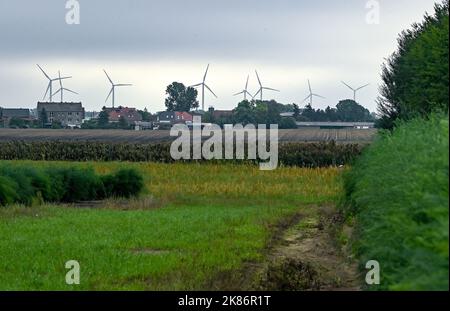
257 206 361 291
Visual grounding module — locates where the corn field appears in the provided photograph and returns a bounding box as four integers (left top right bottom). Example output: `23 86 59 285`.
0 141 365 167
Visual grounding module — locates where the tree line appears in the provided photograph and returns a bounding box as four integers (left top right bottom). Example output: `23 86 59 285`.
377 0 449 129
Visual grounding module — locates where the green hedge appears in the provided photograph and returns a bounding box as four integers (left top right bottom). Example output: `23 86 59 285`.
0 164 144 206
0 141 365 167
343 114 449 290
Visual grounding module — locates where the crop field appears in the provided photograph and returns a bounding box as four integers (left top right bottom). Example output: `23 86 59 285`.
0 128 377 144
0 161 343 290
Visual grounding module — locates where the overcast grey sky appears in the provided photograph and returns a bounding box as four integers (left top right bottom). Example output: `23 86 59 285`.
0 0 439 112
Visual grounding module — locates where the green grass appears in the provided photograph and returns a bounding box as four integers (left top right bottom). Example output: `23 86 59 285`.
344 114 449 290
0 162 341 290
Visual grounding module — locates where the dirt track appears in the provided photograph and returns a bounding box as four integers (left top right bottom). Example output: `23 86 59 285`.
258 206 361 291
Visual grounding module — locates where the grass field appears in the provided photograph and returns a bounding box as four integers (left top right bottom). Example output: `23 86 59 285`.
0 162 342 290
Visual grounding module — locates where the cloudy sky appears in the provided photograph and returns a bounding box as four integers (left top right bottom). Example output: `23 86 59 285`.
0 0 439 113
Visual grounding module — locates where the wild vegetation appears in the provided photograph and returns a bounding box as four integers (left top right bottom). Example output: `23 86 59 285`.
339 1 449 291
343 115 449 290
0 162 342 290
0 163 143 206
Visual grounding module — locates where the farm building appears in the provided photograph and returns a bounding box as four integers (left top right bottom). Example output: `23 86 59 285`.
157 111 193 125
0 108 33 127
37 102 85 127
134 121 153 131
280 112 295 118
104 107 142 125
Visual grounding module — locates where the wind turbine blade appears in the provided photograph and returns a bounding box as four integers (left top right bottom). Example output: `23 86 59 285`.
52 89 61 96
103 70 113 84
204 84 218 98
302 95 311 103
233 91 245 96
313 94 326 99
203 64 210 82
56 76 72 81
255 70 262 87
190 83 203 88
43 83 51 100
64 88 78 95
254 88 262 98
105 88 113 102
308 79 312 93
263 87 280 92
341 81 354 91
37 64 51 80
356 83 370 91
58 71 63 89
245 75 249 90
115 84 132 87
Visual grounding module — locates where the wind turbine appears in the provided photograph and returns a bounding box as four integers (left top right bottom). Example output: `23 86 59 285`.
302 79 325 106
341 81 370 102
104 70 132 108
37 64 72 102
52 71 78 102
253 70 279 101
190 64 217 111
233 75 253 101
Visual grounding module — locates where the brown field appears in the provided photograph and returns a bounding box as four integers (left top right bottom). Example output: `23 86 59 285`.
0 128 377 143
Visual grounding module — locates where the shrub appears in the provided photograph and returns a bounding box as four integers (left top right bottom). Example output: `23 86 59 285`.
54 167 105 202
343 114 449 290
0 176 19 206
102 168 144 198
0 164 145 207
0 165 36 205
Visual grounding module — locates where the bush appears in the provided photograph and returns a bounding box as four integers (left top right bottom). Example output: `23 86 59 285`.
0 164 145 207
51 167 105 202
343 114 449 290
0 176 19 206
278 117 298 129
102 168 144 198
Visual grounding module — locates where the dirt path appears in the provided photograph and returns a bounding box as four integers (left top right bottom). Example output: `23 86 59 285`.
256 206 362 291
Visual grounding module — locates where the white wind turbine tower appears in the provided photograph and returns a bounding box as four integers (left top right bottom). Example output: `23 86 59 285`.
37 64 72 102
52 71 78 102
104 70 132 108
341 81 370 102
253 70 279 101
190 64 217 111
302 79 325 106
233 75 253 101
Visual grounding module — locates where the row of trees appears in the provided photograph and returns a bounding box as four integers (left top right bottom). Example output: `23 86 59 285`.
202 99 374 129
298 100 375 122
377 0 449 129
204 100 298 129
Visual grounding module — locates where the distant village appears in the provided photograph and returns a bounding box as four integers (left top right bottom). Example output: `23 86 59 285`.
0 66 377 131
0 101 376 131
